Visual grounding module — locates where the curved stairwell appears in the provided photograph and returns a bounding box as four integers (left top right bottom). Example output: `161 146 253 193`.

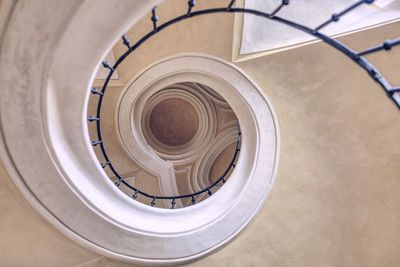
0 0 399 266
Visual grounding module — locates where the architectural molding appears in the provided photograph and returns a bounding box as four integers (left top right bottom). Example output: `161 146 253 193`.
140 84 218 164
0 0 279 263
192 127 238 191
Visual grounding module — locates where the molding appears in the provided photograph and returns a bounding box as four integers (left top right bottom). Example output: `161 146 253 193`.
232 0 400 63
122 79 239 198
0 0 279 263
141 84 218 164
192 128 238 191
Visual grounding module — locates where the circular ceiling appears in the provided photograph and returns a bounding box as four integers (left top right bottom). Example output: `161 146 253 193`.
149 97 199 146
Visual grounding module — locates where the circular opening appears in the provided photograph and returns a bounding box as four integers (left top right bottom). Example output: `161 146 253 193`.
81 50 278 264
54 45 278 262
105 80 242 208
149 97 199 146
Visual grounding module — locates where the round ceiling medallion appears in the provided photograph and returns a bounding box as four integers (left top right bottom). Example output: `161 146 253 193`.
126 81 241 205
149 97 199 146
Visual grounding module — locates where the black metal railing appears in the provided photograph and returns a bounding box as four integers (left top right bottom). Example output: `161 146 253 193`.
88 0 400 208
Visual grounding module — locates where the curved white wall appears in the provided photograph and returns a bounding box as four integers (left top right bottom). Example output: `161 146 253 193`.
0 1 278 265
1 0 400 266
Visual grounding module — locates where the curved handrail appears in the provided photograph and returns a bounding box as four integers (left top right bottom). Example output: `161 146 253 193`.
88 0 400 208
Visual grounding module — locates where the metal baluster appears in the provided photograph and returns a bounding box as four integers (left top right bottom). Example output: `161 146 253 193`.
269 0 290 18
101 161 110 168
133 189 138 199
151 7 159 32
187 0 196 16
227 0 235 11
314 0 374 33
357 38 400 57
102 61 114 71
122 34 131 50
87 116 99 122
91 140 102 146
91 88 103 96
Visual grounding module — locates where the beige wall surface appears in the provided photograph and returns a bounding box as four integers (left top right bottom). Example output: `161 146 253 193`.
1 0 400 266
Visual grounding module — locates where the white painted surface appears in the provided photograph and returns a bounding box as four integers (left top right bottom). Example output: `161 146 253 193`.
241 0 400 54
375 0 397 8
0 1 279 265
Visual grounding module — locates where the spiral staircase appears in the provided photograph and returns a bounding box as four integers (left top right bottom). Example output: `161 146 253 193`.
0 0 399 266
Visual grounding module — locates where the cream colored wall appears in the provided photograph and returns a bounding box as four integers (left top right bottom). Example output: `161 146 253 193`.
0 160 100 266
1 0 400 266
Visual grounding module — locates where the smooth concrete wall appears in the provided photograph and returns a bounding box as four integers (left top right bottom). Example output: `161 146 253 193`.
1 0 400 266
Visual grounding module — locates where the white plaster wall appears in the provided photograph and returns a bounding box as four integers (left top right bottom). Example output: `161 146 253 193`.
241 0 400 54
